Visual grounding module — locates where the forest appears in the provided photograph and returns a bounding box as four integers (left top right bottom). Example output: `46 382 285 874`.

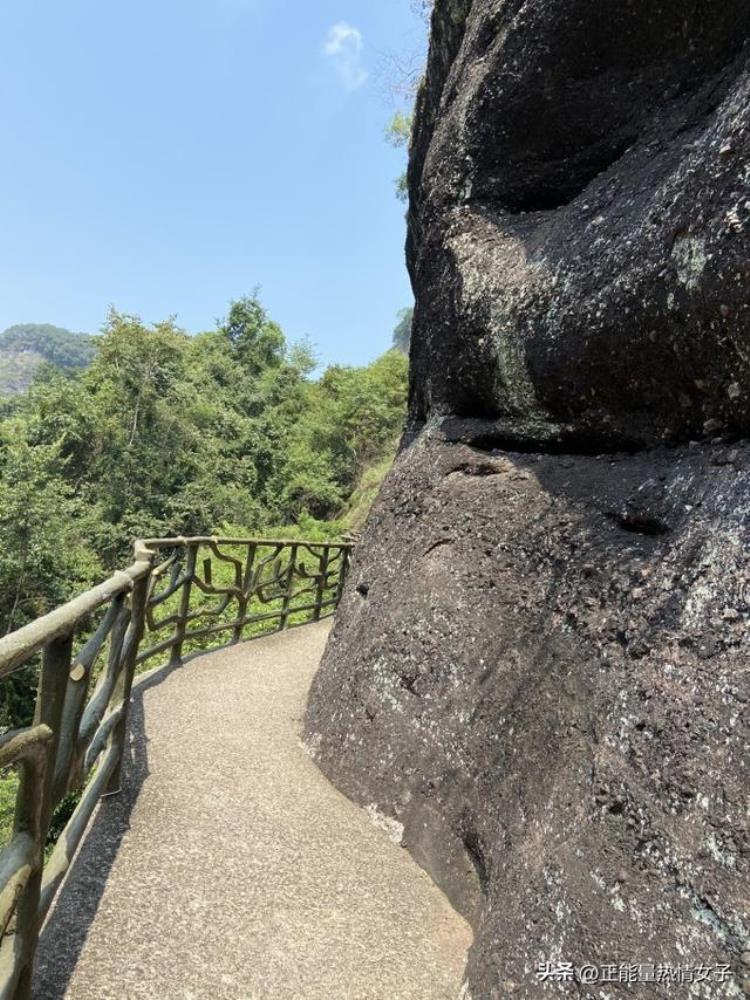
0 295 408 728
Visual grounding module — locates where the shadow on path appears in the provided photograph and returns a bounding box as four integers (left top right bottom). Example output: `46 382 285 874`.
33 662 177 999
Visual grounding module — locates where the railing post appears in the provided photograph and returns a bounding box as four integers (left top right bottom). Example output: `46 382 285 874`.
233 543 257 644
14 632 72 999
169 544 195 667
279 544 298 630
335 546 351 607
313 547 330 622
106 558 153 795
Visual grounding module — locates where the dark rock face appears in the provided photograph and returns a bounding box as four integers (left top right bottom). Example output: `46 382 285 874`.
306 2 750 997
407 0 750 447
307 437 750 997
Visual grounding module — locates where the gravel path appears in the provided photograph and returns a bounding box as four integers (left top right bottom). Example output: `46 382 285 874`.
34 622 470 999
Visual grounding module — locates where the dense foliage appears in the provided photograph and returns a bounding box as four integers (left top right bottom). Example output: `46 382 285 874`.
0 296 408 727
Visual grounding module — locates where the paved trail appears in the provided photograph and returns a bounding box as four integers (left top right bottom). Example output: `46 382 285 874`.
34 622 471 999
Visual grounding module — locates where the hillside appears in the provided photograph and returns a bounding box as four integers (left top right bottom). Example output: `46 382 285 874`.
0 324 95 395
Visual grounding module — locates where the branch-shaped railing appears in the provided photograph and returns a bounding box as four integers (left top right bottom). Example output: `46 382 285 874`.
138 537 351 669
0 536 351 998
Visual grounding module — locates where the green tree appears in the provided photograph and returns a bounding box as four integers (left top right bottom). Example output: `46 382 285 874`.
0 428 101 729
219 295 285 376
385 111 414 202
271 349 408 523
0 292 409 731
381 1 431 200
82 310 191 555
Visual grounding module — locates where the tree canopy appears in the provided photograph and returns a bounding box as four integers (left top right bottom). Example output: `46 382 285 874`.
0 295 407 629
0 294 408 728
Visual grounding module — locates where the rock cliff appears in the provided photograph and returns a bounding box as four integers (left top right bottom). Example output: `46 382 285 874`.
306 2 750 996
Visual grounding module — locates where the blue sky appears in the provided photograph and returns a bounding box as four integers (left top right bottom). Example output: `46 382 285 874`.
0 1 426 366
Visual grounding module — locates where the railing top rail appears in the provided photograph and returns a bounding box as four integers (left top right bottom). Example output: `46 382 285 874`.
140 536 354 549
0 558 152 679
0 535 353 679
0 531 354 995
0 535 353 678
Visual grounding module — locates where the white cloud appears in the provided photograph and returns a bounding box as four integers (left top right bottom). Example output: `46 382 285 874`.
323 22 368 91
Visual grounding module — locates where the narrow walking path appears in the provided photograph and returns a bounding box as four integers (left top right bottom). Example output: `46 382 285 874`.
34 622 471 999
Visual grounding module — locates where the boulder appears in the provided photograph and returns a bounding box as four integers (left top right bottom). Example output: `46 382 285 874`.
307 434 750 997
306 2 750 996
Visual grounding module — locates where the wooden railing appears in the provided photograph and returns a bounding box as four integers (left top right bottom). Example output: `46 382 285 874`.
0 536 351 998
138 537 351 669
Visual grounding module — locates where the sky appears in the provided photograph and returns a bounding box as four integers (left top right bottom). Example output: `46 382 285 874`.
0 1 426 367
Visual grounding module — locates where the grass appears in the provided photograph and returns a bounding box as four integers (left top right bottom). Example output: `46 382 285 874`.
0 769 18 853
338 450 396 533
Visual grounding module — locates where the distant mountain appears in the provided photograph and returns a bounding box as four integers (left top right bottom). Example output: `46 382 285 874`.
0 324 96 396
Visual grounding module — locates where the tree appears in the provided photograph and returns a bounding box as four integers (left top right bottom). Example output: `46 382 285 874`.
385 112 414 202
0 429 101 729
83 311 191 554
0 430 100 633
219 295 285 376
0 291 410 731
380 1 432 201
